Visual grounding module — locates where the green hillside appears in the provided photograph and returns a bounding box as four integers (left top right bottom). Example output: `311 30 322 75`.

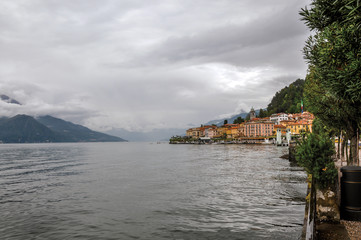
266 79 305 115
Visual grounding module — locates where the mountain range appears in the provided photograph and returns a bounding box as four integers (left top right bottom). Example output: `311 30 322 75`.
0 114 126 143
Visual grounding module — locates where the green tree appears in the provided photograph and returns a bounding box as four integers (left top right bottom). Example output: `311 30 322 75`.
233 116 244 124
257 109 268 118
245 113 250 121
296 131 337 189
301 0 361 165
267 79 305 115
304 68 348 160
223 119 228 125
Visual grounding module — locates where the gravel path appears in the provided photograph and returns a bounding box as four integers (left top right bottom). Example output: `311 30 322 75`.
341 220 361 240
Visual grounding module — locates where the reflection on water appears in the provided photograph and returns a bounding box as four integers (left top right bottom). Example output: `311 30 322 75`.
0 142 306 239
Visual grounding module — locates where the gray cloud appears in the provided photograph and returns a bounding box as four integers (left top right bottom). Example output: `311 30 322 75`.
0 0 311 132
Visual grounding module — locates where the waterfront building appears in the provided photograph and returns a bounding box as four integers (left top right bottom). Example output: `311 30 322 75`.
274 124 287 135
288 111 315 122
185 112 314 139
187 127 202 139
270 113 288 125
216 126 227 138
287 120 312 134
186 129 193 137
244 119 274 137
204 126 217 138
226 125 240 139
238 123 245 137
280 120 297 127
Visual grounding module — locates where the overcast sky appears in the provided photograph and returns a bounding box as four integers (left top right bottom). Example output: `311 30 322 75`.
0 0 311 132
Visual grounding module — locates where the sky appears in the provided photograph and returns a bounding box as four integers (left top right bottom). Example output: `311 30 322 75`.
0 0 312 132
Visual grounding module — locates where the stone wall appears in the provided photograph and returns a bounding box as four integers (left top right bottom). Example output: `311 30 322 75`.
316 187 340 222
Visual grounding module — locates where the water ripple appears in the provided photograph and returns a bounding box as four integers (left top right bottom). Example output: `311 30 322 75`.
0 143 306 240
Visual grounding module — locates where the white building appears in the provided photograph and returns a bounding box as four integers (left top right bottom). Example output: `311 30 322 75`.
270 113 288 125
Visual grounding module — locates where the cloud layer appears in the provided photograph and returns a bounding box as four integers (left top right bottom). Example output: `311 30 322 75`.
0 0 311 131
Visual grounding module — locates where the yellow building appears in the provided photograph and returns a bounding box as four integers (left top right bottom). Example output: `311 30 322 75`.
274 124 287 135
186 127 202 139
226 126 240 139
238 123 245 137
186 129 193 137
286 120 312 135
216 126 227 138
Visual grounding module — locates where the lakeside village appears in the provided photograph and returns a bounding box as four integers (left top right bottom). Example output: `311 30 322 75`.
170 108 314 145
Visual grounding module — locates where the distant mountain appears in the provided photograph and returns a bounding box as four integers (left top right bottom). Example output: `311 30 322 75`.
0 114 126 143
0 94 21 105
37 115 126 142
0 115 57 143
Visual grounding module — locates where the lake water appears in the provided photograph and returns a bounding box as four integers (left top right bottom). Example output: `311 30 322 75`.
0 142 307 240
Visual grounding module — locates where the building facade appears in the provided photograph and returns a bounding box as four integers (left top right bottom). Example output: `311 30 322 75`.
244 120 274 137
270 113 288 125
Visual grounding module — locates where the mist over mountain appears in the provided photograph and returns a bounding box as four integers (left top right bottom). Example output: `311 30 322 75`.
106 128 185 142
37 115 126 142
0 114 126 143
0 94 21 105
0 94 126 143
204 110 262 126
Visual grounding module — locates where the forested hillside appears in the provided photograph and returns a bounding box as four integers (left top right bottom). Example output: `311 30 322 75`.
266 79 305 115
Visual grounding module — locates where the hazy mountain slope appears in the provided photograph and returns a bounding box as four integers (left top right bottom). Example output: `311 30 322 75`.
204 111 259 126
0 115 57 143
37 115 127 142
0 114 126 143
106 128 185 142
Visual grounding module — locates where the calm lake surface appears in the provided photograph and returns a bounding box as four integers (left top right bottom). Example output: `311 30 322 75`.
0 142 307 240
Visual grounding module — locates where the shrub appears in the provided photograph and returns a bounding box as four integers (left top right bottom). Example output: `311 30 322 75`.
296 132 337 189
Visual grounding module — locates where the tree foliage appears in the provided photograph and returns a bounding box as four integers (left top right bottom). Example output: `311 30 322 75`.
233 116 244 124
257 109 268 118
301 0 361 165
266 79 305 115
296 131 337 189
304 68 345 135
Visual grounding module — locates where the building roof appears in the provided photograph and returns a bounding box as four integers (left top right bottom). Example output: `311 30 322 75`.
290 120 311 125
270 113 288 117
